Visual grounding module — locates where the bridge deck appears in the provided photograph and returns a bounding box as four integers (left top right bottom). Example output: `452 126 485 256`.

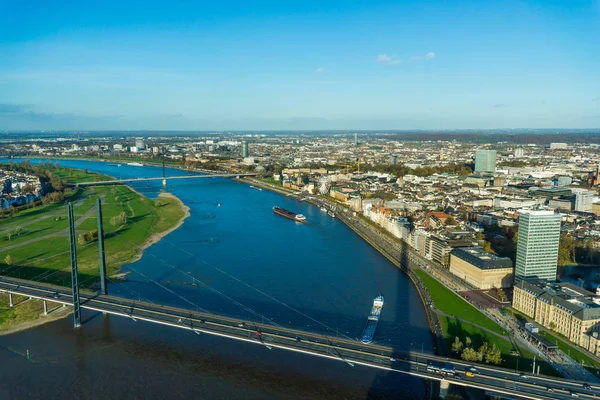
0 276 597 400
74 173 256 186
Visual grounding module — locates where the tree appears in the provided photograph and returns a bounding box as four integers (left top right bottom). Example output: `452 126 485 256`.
497 288 507 302
4 254 12 265
485 344 502 365
451 337 464 354
444 216 457 226
465 337 472 348
119 211 128 224
512 229 519 246
558 235 576 266
21 183 34 194
461 347 478 362
482 241 496 254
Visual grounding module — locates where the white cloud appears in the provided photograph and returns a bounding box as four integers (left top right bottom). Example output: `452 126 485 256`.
315 67 326 73
376 54 393 63
377 52 434 65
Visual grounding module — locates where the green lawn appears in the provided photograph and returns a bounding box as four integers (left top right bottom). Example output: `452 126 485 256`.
439 316 559 376
415 269 505 335
415 269 560 376
0 167 187 289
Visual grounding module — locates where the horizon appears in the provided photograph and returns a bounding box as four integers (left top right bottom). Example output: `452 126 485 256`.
1 0 599 130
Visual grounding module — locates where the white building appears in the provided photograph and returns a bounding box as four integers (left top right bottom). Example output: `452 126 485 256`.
550 143 568 150
514 148 525 158
574 189 595 213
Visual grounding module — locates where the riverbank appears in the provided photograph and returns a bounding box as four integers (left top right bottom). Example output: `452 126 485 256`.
0 163 190 332
0 293 72 336
138 192 190 255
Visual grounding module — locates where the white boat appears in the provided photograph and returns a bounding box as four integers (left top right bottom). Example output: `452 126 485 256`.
320 207 327 212
328 210 336 218
249 185 263 191
127 162 144 167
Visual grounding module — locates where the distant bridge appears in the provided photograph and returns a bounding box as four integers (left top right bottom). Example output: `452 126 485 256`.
72 173 257 187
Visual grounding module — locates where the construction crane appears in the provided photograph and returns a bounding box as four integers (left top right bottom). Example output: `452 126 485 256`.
338 160 361 174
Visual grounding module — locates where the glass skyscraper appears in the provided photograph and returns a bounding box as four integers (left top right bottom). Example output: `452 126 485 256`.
474 149 496 174
515 211 561 283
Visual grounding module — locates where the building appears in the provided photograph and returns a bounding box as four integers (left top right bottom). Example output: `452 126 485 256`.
135 139 145 150
241 141 249 158
574 190 595 213
556 176 572 187
474 150 496 174
513 280 600 356
449 247 514 289
429 236 472 267
514 148 524 158
550 142 568 150
354 132 358 146
515 211 561 283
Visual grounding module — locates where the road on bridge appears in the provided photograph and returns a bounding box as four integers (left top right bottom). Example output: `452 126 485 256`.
1 276 598 400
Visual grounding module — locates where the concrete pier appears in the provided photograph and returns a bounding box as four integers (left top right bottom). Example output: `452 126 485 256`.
439 380 450 399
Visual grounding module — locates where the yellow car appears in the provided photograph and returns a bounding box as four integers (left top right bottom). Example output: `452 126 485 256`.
465 371 475 378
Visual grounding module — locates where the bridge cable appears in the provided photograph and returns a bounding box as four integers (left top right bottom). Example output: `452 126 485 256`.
118 221 352 339
112 236 286 329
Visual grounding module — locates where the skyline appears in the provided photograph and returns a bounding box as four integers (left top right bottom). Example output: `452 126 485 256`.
1 0 599 130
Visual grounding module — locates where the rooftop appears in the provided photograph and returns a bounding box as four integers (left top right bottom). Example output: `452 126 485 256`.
450 246 513 270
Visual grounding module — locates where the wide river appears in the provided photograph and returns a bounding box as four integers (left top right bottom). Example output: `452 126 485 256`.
0 158 433 399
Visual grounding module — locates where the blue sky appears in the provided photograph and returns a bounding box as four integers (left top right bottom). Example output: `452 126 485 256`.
1 0 599 130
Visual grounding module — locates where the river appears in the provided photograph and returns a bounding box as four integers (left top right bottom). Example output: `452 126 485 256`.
0 158 433 399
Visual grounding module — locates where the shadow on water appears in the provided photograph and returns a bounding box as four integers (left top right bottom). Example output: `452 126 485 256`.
365 245 433 400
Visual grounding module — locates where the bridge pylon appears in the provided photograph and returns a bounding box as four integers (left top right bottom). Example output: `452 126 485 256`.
67 202 82 328
97 198 108 295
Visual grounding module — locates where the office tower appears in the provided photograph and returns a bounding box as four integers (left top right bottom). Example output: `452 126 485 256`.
474 150 496 174
354 132 358 146
241 141 249 158
515 211 561 283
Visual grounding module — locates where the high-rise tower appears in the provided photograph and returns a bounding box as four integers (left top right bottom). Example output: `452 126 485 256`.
515 211 561 283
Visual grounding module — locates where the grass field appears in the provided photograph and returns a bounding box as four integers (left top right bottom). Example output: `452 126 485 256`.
415 269 560 376
0 167 187 289
415 269 505 335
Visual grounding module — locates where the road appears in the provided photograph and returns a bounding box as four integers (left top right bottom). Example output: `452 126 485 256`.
1 277 599 399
